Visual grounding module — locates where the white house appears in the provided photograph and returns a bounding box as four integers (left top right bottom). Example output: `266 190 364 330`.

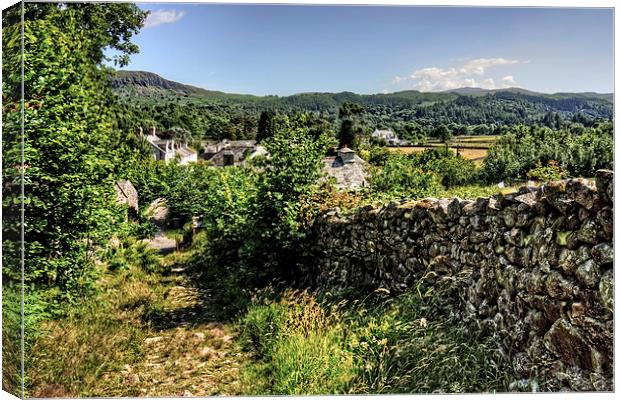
371 128 402 146
144 127 197 165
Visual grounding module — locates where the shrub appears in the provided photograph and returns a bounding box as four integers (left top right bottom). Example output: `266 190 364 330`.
481 123 613 182
526 160 567 182
369 154 442 199
428 155 478 188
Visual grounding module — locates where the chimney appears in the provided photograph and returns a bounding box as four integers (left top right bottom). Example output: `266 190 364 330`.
151 126 156 135
338 146 356 164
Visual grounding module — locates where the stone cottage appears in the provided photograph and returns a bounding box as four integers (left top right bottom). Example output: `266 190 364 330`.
202 139 265 166
144 127 197 165
371 128 403 146
322 146 368 190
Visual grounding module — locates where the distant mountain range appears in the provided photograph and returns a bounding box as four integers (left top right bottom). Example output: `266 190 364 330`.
441 86 613 102
112 70 613 103
112 70 613 131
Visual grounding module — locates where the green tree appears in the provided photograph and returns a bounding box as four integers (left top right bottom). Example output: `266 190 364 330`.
2 3 147 292
251 114 334 280
338 102 365 149
433 124 453 144
257 110 276 142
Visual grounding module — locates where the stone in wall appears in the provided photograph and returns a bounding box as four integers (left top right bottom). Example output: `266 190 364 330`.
310 170 614 391
114 180 138 218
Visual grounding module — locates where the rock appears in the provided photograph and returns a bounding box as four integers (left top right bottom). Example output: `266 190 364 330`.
114 180 139 216
546 271 578 299
309 172 614 390
577 220 598 244
595 169 613 204
124 373 140 385
575 260 601 288
199 347 216 360
557 248 586 275
598 270 613 313
544 319 594 370
515 192 538 208
145 198 169 227
591 243 613 266
144 336 164 345
504 228 522 246
567 178 597 210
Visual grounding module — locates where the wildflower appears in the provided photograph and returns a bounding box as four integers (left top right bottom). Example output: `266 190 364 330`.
419 318 428 328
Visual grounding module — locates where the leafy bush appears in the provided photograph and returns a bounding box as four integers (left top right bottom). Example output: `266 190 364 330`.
481 123 613 182
369 153 443 199
367 145 392 166
526 160 567 182
104 238 162 273
426 154 478 188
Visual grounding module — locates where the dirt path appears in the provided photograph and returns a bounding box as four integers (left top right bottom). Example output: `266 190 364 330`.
114 268 249 397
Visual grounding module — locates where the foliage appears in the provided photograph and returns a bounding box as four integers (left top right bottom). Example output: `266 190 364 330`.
367 148 480 199
114 70 613 143
240 290 353 394
481 123 613 182
526 160 567 182
2 3 148 296
338 102 366 149
256 110 276 142
239 285 510 394
249 114 335 279
433 124 453 142
426 153 478 188
369 154 442 199
366 145 392 166
104 238 162 273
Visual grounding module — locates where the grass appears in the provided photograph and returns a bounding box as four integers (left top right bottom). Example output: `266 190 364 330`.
25 246 248 397
2 285 23 397
388 146 488 164
238 286 512 394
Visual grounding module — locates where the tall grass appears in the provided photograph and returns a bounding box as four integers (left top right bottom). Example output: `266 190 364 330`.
240 290 353 394
239 286 511 395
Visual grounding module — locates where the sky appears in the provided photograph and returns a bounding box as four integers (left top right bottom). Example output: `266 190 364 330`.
118 4 614 96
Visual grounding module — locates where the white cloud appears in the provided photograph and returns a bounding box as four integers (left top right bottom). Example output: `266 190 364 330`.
144 9 186 29
393 57 523 92
501 75 517 87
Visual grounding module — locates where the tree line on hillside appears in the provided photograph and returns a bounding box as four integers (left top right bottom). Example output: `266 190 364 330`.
113 85 612 145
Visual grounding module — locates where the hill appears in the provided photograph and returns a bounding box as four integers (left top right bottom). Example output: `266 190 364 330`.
110 70 613 140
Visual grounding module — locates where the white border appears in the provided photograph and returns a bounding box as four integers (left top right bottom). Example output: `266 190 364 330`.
0 1 616 400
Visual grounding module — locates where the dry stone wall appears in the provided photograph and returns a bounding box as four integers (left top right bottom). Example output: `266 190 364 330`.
310 170 614 391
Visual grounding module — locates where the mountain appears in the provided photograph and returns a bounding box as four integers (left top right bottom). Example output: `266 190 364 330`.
113 70 613 104
442 86 613 102
111 70 613 140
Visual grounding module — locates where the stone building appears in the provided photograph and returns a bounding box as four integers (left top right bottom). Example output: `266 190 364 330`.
202 139 264 166
144 127 197 165
371 128 403 146
322 147 368 190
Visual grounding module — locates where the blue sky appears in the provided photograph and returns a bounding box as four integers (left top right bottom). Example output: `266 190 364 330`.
119 4 614 96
